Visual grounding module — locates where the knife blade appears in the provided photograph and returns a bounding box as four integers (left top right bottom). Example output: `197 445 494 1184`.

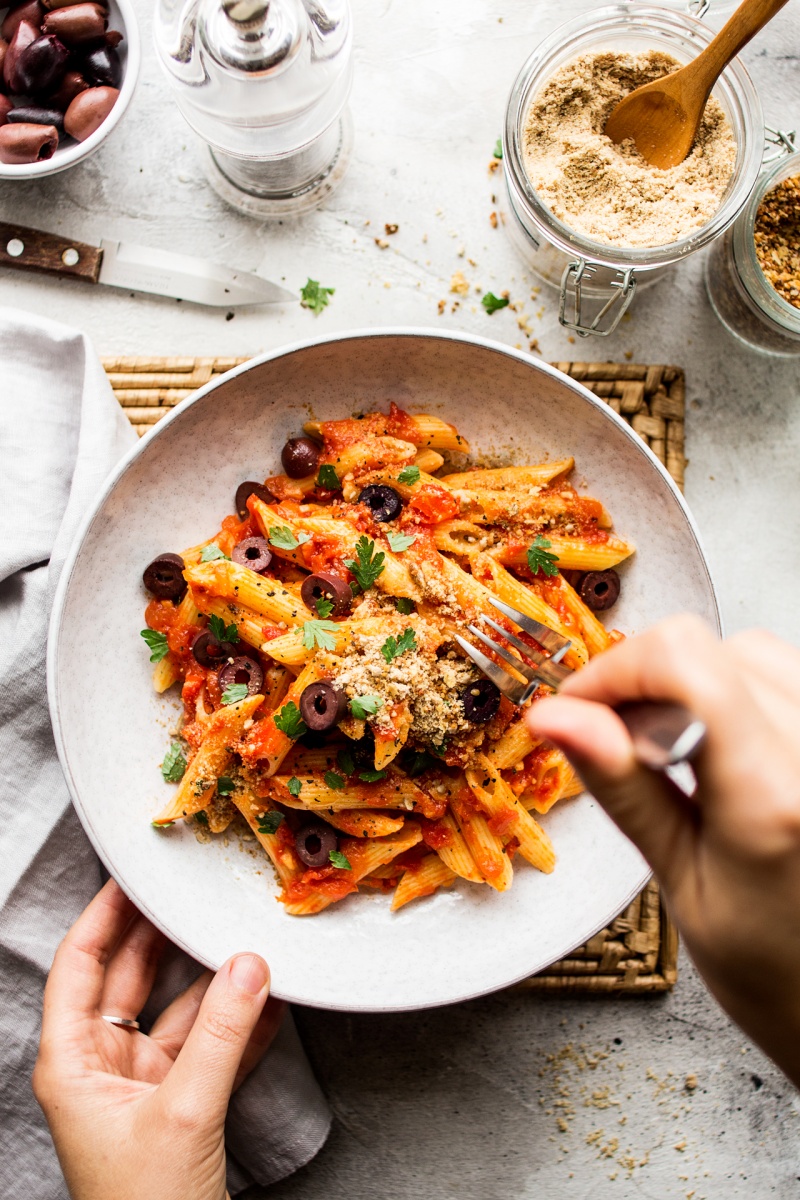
0 222 294 307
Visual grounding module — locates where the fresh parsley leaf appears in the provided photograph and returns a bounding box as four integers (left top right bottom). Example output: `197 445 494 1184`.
300 277 335 315
141 628 169 663
316 463 341 490
395 597 415 615
302 619 339 651
287 776 302 797
161 743 187 783
403 748 437 777
258 811 284 835
268 525 310 551
315 597 334 618
430 740 448 759
329 849 352 870
493 137 503 159
208 614 239 644
324 770 346 790
274 701 307 740
380 627 417 664
194 810 208 825
217 776 235 795
397 465 421 485
221 682 249 705
482 292 510 315
359 768 387 783
200 542 229 562
344 535 385 592
349 694 383 720
526 534 560 577
337 748 355 776
387 530 416 552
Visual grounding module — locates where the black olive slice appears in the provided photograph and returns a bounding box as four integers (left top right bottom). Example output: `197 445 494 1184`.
232 536 272 574
357 484 402 523
281 437 321 479
143 553 186 601
191 630 237 668
461 677 501 724
299 681 348 731
218 655 264 696
300 571 352 617
579 569 620 612
295 822 337 869
235 481 276 520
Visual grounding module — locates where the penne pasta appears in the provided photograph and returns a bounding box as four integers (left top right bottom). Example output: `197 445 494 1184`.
240 660 323 775
450 790 514 893
466 757 556 874
231 784 301 888
391 855 457 911
193 593 270 650
185 559 312 627
485 719 538 770
494 532 634 572
268 772 428 811
152 656 179 694
440 458 574 490
434 811 485 883
283 823 423 915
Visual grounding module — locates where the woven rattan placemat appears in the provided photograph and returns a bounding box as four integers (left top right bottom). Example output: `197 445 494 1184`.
105 355 685 994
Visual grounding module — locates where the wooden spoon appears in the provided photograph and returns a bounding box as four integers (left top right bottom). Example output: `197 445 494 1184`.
604 0 789 169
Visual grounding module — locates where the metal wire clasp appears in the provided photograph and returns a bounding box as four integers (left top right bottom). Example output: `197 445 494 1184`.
763 125 797 165
559 259 637 338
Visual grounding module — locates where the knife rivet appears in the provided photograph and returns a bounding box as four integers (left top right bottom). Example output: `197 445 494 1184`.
6 239 24 257
62 247 80 267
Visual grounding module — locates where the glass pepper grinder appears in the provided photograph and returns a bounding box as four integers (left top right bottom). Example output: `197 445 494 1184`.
154 0 354 218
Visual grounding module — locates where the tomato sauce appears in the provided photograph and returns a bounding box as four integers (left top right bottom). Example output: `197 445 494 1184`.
419 817 454 851
408 485 459 523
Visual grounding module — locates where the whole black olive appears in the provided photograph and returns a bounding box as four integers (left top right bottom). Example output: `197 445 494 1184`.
14 32 69 93
42 2 106 46
357 484 402 523
461 677 501 724
191 630 237 669
294 822 338 869
218 655 264 697
142 553 186 601
4 20 40 92
47 67 89 110
235 480 275 520
1 0 44 44
7 103 63 131
63 84 117 140
0 96 11 126
231 536 272 574
299 681 348 731
579 569 620 612
300 571 352 617
81 42 120 87
0 119 57 161
281 436 320 479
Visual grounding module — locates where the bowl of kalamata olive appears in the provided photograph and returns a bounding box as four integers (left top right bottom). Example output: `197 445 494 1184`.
0 0 139 175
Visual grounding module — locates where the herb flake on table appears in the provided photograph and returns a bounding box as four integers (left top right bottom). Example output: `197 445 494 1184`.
302 618 340 651
141 628 169 663
329 849 352 870
287 776 302 797
300 278 335 315
200 543 229 562
221 682 249 705
380 627 417 663
161 742 187 783
350 694 383 720
387 530 416 552
526 535 559 577
493 137 503 159
274 701 307 739
317 463 341 490
345 535 385 591
482 292 510 315
397 465 420 485
209 614 239 644
258 811 284 835
269 525 310 551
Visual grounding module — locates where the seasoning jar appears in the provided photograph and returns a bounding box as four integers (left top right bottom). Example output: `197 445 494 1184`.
502 5 763 338
705 133 800 356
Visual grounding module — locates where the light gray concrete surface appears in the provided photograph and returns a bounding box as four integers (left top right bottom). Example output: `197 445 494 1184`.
2 0 799 1195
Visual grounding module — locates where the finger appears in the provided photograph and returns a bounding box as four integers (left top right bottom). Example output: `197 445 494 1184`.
527 696 696 889
232 998 286 1092
158 954 270 1127
149 971 213 1060
726 629 800 710
101 915 167 1021
43 879 137 1032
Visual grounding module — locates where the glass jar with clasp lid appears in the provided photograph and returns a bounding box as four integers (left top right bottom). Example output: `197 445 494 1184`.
502 5 764 338
706 130 800 356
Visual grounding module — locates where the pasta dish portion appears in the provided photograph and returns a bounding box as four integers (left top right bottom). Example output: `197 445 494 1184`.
140 405 634 915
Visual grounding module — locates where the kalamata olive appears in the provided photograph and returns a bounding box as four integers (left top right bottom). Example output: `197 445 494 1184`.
0 120 58 161
218 655 264 697
0 95 11 126
357 484 402 523
281 436 320 479
299 681 348 731
63 83 117 139
81 40 119 86
461 677 501 724
294 822 337 869
0 39 8 77
234 480 275 520
300 571 352 617
47 67 88 109
7 103 64 131
42 2 106 45
14 32 69 93
579 569 620 612
3 19 37 91
191 629 237 668
104 27 121 46
231 536 272 574
142 552 186 601
1 1 44 43
43 0 106 10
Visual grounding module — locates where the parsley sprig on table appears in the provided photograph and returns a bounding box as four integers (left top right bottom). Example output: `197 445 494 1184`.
269 525 310 551
301 619 340 651
209 614 239 644
380 627 417 664
161 743 186 783
481 292 510 315
141 628 169 663
274 700 307 739
200 543 229 562
221 682 249 705
387 530 416 552
345 536 385 592
526 535 559 577
350 694 383 721
493 137 503 159
300 278 335 315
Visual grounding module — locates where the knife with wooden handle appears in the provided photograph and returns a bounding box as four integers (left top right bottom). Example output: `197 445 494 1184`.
0 222 295 306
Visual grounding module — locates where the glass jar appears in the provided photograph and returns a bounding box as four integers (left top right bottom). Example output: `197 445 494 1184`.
706 136 800 356
502 5 764 338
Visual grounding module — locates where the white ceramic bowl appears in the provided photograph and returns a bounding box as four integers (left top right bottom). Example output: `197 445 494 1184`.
48 331 719 1012
0 0 140 179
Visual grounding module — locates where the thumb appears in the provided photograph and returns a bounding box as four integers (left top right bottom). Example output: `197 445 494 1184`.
160 953 270 1129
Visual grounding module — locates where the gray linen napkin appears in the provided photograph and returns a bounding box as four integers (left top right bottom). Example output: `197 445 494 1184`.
0 308 331 1198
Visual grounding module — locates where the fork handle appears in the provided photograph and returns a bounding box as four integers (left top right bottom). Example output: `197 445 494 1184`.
615 701 706 770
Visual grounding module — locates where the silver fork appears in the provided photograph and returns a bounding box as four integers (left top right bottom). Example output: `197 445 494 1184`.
455 596 705 771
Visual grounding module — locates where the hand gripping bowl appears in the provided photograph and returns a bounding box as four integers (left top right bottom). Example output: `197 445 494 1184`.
48 331 719 1012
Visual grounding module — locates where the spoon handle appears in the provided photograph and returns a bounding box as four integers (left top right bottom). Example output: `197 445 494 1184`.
693 0 791 91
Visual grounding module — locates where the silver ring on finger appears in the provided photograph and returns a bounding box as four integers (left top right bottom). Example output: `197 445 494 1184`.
101 1015 140 1030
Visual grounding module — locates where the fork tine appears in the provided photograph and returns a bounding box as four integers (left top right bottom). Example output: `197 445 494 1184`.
466 624 541 684
454 635 532 705
480 615 573 687
487 595 571 660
